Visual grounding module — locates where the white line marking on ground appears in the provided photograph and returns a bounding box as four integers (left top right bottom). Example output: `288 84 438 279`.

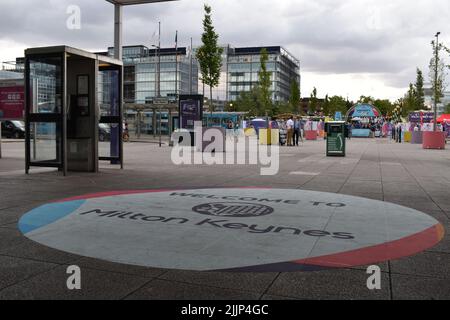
289 171 321 176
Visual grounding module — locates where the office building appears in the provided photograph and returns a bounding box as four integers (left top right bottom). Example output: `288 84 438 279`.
199 45 301 111
424 82 450 115
1 59 24 80
105 45 198 104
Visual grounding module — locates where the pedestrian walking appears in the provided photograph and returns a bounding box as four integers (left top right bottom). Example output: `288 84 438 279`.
391 123 396 142
397 123 402 143
294 117 301 146
286 117 294 146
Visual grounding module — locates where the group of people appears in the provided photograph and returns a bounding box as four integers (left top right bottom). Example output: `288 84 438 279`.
391 122 404 143
285 116 304 146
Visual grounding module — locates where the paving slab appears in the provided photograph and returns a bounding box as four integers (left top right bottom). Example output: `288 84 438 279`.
0 265 151 300
390 252 450 279
0 237 81 265
266 269 390 300
0 256 58 291
159 270 278 294
75 257 168 279
391 274 450 300
0 227 28 252
125 279 261 300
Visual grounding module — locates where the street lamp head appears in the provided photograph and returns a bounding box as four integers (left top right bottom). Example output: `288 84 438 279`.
436 32 441 37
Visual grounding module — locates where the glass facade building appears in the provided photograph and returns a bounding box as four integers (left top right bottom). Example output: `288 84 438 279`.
198 45 301 109
106 45 198 104
424 82 450 116
1 58 25 80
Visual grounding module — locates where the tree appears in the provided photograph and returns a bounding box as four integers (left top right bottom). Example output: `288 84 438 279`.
196 4 223 114
373 99 395 116
444 103 450 114
275 101 292 115
403 83 417 116
322 94 330 116
289 79 300 113
257 48 273 115
328 95 348 116
234 87 260 116
415 68 425 109
346 98 354 113
359 96 375 104
429 39 447 130
308 87 318 114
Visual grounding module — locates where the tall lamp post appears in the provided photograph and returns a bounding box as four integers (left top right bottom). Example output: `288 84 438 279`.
151 43 162 147
433 32 441 132
151 44 161 98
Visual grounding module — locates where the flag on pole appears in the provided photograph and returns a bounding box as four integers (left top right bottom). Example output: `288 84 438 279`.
175 30 178 48
150 25 158 43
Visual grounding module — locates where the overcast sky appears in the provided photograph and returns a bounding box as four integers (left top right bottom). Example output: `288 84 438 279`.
1 0 449 101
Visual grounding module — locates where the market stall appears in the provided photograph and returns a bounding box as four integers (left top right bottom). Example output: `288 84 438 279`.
346 104 382 138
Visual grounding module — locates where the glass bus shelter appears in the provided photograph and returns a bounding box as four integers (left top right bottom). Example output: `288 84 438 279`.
25 46 123 175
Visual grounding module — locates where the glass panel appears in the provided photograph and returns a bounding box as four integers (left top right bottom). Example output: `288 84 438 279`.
29 122 60 163
98 70 120 117
98 123 120 158
29 57 63 114
98 123 112 158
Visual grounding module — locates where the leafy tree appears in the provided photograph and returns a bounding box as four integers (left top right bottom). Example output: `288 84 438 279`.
275 101 292 115
415 68 425 109
308 87 318 114
444 103 450 114
429 40 446 105
196 4 223 114
402 83 417 116
373 99 395 116
234 88 260 117
359 96 375 104
429 39 447 130
289 79 301 113
322 94 330 116
346 98 354 113
328 95 348 116
257 48 273 115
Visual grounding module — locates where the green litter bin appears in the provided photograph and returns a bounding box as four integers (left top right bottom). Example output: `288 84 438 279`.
326 121 346 157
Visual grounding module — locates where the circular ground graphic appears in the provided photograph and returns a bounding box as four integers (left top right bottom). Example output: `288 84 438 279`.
18 188 444 272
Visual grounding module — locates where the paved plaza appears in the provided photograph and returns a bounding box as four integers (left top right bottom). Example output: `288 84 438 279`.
0 138 449 300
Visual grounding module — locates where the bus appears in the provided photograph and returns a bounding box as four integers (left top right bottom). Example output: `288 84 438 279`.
203 112 247 129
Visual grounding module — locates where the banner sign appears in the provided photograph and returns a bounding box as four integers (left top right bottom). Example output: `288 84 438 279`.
352 104 376 118
409 112 434 123
179 95 203 130
0 80 24 120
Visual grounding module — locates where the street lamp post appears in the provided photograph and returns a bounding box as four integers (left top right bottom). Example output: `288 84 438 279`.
151 41 162 147
433 32 441 132
151 43 161 98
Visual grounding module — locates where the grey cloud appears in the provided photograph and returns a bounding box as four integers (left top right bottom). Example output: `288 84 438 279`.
1 0 449 95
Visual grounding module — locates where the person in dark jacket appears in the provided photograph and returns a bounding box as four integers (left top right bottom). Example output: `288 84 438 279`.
391 123 396 142
397 123 402 143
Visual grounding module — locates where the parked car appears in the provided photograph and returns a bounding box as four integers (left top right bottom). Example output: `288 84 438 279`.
98 123 111 142
1 120 25 139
